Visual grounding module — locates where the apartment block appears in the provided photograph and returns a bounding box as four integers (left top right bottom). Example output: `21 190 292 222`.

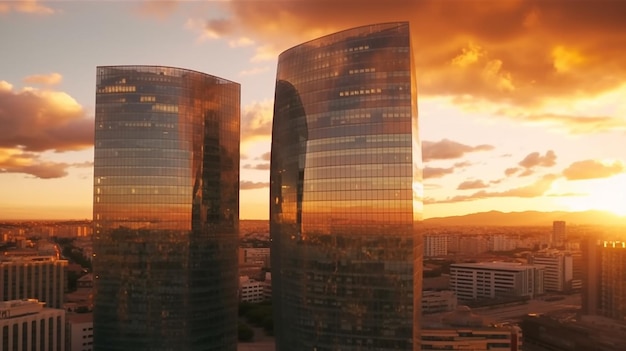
450 262 544 301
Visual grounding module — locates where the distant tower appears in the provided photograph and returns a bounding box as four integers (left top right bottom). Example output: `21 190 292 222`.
582 239 626 320
424 234 448 257
529 250 573 292
552 221 566 247
93 66 240 351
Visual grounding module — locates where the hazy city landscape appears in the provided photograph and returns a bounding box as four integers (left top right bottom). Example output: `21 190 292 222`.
1 213 625 350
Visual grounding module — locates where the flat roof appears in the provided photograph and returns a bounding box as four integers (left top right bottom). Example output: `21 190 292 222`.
452 262 538 271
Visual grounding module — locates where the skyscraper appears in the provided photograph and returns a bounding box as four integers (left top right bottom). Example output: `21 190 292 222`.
552 220 566 247
582 239 626 320
270 22 422 350
93 66 240 350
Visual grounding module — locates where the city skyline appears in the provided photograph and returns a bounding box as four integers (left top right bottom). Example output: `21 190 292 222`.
1 0 626 220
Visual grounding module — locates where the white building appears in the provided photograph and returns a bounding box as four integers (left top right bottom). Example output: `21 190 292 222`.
450 262 544 301
528 250 573 292
450 236 489 255
66 313 93 351
239 276 265 303
490 235 517 252
0 299 65 351
422 290 457 314
0 256 67 309
424 235 448 257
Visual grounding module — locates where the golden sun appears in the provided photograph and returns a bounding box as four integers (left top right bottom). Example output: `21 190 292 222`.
562 174 626 216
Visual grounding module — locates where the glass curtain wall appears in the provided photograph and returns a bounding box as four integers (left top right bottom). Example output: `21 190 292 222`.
271 22 423 351
93 66 240 351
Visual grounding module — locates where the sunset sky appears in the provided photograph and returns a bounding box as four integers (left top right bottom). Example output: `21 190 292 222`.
1 0 625 220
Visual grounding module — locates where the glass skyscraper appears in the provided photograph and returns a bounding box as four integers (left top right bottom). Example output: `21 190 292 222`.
93 66 239 351
270 22 423 350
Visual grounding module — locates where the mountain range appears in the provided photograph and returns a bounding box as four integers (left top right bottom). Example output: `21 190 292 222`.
423 210 626 227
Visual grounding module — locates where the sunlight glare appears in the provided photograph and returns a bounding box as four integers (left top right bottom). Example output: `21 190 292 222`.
560 174 626 216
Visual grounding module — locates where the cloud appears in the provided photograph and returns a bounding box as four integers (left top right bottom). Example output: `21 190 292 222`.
0 148 88 179
241 100 273 143
454 161 473 168
23 73 62 86
457 179 489 190
496 110 626 134
562 159 624 180
422 139 494 162
229 37 255 48
0 81 93 152
0 0 55 15
257 152 271 161
423 166 454 179
134 1 179 19
505 167 519 176
240 180 269 190
239 66 270 76
525 113 626 134
200 0 626 113
243 163 270 171
431 174 558 204
519 150 557 169
519 168 534 177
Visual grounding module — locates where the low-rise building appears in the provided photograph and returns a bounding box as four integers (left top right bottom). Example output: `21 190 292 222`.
66 313 93 351
0 299 65 351
422 305 523 351
422 290 457 314
0 255 67 308
239 276 265 303
450 262 544 302
528 249 573 292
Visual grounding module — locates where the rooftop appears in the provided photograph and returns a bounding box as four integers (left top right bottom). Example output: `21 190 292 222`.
452 261 539 271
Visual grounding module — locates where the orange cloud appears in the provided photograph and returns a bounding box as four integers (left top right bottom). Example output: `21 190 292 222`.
429 174 558 204
423 166 454 180
134 0 179 20
457 180 489 190
0 148 88 179
243 163 270 171
505 167 519 176
524 113 626 134
552 45 585 73
0 0 55 15
201 0 626 108
562 160 624 180
239 66 269 76
0 81 93 152
258 152 271 161
518 150 557 169
241 100 273 142
422 139 494 162
23 72 62 86
240 180 269 190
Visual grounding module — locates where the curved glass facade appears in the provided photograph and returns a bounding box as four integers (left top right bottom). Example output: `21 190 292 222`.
270 22 423 350
93 66 239 351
